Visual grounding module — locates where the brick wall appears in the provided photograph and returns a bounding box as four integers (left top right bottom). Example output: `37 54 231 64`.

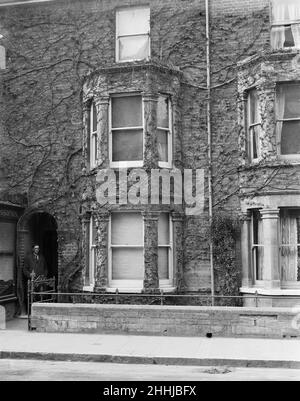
31 302 300 338
0 0 278 294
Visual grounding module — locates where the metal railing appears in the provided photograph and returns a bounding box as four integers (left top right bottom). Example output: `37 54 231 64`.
29 288 300 308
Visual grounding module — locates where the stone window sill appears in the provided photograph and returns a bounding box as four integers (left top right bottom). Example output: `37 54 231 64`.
240 286 300 296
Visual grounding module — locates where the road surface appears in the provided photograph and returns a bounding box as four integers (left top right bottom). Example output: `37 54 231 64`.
0 359 299 381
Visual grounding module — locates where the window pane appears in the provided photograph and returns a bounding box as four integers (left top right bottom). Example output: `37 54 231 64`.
282 84 300 119
92 219 97 245
92 103 97 132
158 130 168 162
249 90 259 124
0 256 14 282
112 129 143 161
117 7 150 36
271 0 300 22
158 248 169 280
158 213 169 245
250 126 260 159
93 134 98 162
119 35 149 62
253 211 263 281
0 222 15 252
111 213 143 245
281 121 300 154
112 96 142 128
157 96 169 128
280 209 299 282
112 248 144 279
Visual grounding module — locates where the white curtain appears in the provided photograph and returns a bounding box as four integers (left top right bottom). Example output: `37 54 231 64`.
281 210 298 282
271 0 288 49
288 1 300 47
257 216 264 280
276 86 286 152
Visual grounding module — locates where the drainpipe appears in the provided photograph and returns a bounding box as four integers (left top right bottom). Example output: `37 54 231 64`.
205 0 215 305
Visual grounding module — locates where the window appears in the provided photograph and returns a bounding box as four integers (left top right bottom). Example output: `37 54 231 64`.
271 0 300 49
0 221 15 298
84 217 97 290
280 209 300 285
110 95 144 167
116 6 150 62
109 213 144 289
108 212 173 290
252 210 264 282
158 213 173 286
247 90 261 161
0 45 5 70
157 96 173 168
87 101 98 169
276 83 300 156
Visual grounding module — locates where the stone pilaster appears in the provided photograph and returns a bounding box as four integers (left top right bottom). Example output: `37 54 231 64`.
80 213 91 288
142 211 160 292
142 92 159 169
94 210 110 291
171 212 184 291
241 210 252 287
257 82 277 157
260 208 280 288
94 95 110 168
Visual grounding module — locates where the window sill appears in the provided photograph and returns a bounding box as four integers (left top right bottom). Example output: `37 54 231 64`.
240 286 300 296
83 285 95 292
110 161 144 169
106 286 177 294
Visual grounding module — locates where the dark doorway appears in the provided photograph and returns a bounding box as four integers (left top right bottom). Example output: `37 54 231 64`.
27 212 58 287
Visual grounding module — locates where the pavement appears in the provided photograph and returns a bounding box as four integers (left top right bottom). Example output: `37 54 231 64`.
1 318 300 369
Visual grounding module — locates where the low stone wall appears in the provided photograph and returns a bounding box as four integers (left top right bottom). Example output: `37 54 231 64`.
31 303 300 338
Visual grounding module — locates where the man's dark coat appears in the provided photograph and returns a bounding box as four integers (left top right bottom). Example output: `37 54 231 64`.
23 252 48 278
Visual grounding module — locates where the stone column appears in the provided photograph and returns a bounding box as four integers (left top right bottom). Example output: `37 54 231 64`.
260 208 280 288
171 212 184 291
241 210 252 288
94 211 110 291
143 211 160 292
258 82 277 157
94 95 110 168
142 92 159 169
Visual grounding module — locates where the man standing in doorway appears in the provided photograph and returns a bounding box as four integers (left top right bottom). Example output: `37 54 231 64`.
23 245 48 313
24 245 48 279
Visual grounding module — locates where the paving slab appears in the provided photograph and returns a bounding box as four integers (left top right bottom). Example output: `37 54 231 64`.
1 326 300 368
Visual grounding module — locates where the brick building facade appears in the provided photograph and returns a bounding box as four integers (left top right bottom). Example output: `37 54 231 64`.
0 0 299 317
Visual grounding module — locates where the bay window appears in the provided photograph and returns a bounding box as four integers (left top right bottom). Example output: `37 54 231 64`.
271 0 300 50
276 83 300 157
109 212 144 289
157 95 173 168
280 209 300 286
116 6 150 62
248 90 261 161
87 101 98 169
110 95 144 167
108 212 173 291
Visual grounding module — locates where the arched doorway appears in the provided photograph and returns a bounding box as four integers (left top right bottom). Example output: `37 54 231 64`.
17 210 58 313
